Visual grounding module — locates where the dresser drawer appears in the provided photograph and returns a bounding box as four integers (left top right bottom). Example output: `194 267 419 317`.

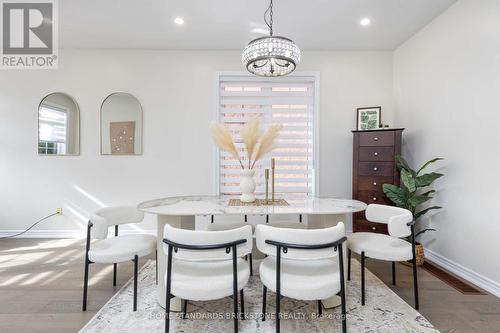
357 190 392 205
359 162 394 176
358 176 394 191
359 146 394 161
354 219 388 234
359 131 395 146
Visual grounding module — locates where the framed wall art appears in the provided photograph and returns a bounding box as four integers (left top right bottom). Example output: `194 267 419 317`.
356 106 381 130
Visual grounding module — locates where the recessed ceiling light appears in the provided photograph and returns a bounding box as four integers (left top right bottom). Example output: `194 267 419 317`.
360 18 371 27
174 17 184 25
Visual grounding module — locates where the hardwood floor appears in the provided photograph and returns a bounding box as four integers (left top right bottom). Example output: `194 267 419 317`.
1 238 499 333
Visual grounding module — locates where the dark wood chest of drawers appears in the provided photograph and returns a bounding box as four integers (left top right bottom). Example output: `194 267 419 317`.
352 128 404 234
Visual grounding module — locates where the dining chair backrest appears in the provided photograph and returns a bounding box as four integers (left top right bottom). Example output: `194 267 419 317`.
163 224 253 261
90 206 144 239
365 204 413 238
255 222 346 260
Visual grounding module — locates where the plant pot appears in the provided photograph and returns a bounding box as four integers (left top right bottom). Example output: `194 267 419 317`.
402 243 425 267
240 169 256 203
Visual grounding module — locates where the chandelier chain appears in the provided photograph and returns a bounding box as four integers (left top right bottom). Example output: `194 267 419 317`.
264 0 274 36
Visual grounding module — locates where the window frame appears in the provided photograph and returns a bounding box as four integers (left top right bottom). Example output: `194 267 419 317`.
38 101 70 155
214 71 320 197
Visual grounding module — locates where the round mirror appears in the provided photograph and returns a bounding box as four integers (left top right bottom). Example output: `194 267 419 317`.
38 93 80 155
100 93 143 155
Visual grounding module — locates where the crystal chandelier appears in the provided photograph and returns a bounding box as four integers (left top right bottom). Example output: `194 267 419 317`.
242 0 301 77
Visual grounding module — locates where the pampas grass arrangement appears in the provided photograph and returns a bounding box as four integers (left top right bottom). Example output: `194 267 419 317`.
209 122 244 169
240 117 261 169
251 123 281 169
210 118 282 170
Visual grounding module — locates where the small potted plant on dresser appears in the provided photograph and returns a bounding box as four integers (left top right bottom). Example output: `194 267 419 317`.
383 155 444 266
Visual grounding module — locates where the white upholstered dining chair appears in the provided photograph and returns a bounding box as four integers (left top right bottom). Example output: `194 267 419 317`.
347 204 419 309
206 214 306 276
82 206 157 311
255 223 348 333
163 224 253 333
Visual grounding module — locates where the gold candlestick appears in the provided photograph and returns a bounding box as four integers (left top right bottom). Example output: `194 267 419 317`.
265 169 270 205
271 158 275 204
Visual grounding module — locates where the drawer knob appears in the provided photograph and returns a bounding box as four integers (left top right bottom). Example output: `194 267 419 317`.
372 226 376 230
373 167 378 171
373 197 377 201
374 137 379 141
374 152 379 156
373 182 377 186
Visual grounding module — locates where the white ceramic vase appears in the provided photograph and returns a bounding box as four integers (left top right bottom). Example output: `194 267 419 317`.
240 169 256 203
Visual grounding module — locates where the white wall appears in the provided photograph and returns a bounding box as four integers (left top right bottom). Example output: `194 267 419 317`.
0 49 394 234
394 0 500 292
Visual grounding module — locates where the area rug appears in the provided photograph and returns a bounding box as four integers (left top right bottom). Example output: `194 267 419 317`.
80 259 438 333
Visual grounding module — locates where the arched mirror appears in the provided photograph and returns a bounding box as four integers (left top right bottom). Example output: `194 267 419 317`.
38 93 80 155
100 93 143 155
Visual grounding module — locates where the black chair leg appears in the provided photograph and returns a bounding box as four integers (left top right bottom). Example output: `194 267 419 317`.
155 250 158 285
340 270 347 333
166 246 173 333
82 259 89 311
412 257 419 310
410 224 419 310
240 289 245 320
182 300 188 319
276 247 281 333
361 251 365 306
276 289 281 333
338 242 347 333
262 285 267 321
249 253 253 276
317 300 322 316
232 245 239 333
133 255 138 311
113 263 117 286
347 249 351 281
165 293 170 333
392 261 396 286
113 225 118 287
83 221 92 312
245 253 253 276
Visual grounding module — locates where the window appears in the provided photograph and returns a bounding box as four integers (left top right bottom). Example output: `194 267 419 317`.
38 105 68 154
217 74 318 196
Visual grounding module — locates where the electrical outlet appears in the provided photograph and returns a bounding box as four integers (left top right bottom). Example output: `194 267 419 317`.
56 208 63 215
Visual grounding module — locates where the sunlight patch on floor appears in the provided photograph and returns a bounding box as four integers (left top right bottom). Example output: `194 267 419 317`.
0 273 30 286
21 271 53 286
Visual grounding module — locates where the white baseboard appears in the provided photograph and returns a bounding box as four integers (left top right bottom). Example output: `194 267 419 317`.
0 229 157 239
425 249 500 298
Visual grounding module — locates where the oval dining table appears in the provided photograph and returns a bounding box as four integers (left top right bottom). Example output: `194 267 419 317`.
138 195 366 311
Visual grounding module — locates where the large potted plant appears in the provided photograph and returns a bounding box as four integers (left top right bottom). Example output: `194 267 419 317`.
383 155 444 265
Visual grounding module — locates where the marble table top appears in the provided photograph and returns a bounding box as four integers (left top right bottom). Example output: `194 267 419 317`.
138 195 366 216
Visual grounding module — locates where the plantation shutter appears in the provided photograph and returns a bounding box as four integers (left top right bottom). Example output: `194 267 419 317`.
38 106 67 144
218 75 316 196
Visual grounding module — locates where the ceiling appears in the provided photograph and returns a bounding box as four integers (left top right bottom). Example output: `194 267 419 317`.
60 0 457 50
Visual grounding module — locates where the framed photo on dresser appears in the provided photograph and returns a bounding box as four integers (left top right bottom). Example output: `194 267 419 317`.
357 106 382 130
